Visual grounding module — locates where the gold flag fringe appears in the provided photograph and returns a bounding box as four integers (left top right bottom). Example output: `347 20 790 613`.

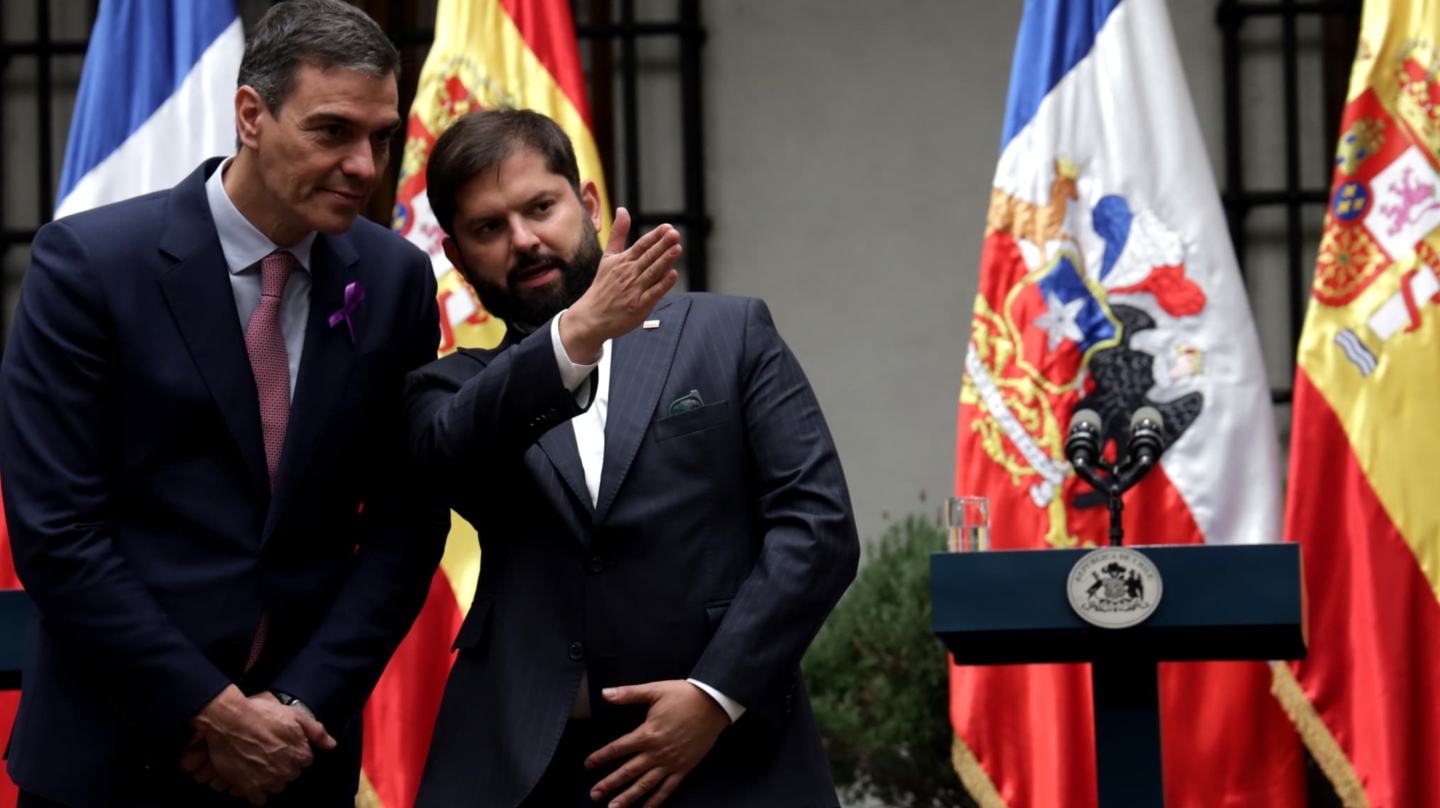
355 771 385 808
1270 661 1372 808
952 733 1011 808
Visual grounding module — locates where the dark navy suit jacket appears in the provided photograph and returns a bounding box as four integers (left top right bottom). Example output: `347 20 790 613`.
406 293 859 808
0 159 449 807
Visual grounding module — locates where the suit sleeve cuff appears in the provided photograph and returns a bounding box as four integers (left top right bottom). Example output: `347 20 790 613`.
687 678 746 723
551 310 601 406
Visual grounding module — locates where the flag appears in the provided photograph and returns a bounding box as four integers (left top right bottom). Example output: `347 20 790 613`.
391 0 611 357
1271 2 1440 805
0 475 14 807
54 0 242 218
360 2 609 806
950 1 1306 806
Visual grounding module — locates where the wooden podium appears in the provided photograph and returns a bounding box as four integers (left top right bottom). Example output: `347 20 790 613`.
931 543 1305 807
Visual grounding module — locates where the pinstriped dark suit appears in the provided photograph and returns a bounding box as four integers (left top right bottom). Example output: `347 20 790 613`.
404 293 858 808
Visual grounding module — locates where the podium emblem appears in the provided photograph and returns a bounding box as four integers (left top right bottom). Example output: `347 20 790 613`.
1067 548 1163 629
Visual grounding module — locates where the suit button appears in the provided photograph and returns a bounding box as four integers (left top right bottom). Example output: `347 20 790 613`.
569 642 585 660
586 554 604 573
546 408 559 421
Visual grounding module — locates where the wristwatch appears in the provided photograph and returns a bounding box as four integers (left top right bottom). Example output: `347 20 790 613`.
271 690 316 719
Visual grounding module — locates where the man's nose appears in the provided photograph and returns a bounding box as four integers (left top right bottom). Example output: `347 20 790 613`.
510 218 541 253
341 140 378 185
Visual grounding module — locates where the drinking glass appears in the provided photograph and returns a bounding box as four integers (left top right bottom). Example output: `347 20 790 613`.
944 496 990 552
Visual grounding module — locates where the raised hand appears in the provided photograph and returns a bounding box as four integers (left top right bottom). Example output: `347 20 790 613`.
559 207 681 363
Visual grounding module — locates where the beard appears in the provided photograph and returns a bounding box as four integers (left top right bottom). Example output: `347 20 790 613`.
465 216 603 331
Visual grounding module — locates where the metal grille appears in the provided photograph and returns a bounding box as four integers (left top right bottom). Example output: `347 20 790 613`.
0 0 93 346
1218 0 1361 407
0 0 709 346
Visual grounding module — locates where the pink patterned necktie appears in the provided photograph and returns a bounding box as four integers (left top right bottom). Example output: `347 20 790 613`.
244 250 295 672
247 250 295 488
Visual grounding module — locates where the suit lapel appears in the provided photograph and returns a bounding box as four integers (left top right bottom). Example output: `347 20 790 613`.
593 297 689 523
537 421 592 519
263 232 361 541
157 160 269 500
494 322 592 529
466 328 593 537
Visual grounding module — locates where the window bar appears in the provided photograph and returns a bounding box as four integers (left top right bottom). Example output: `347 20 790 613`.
576 22 685 38
1281 0 1305 368
584 0 618 201
385 0 410 200
678 0 707 292
620 0 641 245
1 5 8 345
1219 0 1246 281
1227 1 1360 18
37 0 55 222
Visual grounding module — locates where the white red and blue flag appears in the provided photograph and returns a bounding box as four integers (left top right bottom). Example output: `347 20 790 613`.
55 0 241 218
950 1 1306 805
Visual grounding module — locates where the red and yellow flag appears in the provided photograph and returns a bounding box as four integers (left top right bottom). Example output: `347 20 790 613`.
361 2 608 806
1275 2 1440 805
0 477 18 807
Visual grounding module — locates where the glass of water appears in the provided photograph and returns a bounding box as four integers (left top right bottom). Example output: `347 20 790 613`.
944 496 990 552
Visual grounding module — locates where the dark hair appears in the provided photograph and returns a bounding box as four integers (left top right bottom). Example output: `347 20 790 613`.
426 108 583 237
238 0 399 116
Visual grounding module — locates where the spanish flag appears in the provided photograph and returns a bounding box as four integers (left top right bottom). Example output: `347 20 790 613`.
360 2 608 805
1274 2 1440 805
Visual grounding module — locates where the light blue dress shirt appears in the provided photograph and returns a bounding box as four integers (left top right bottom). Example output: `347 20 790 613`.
204 157 317 401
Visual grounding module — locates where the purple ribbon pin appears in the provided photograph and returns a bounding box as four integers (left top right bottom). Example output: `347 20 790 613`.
329 281 365 344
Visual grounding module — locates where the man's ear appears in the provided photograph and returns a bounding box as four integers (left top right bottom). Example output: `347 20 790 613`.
235 86 267 151
442 236 475 288
579 179 602 235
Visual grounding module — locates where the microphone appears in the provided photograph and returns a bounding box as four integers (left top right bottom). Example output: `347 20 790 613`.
1065 409 1104 469
1127 406 1166 468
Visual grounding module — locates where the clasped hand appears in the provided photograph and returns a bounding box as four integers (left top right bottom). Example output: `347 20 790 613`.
181 686 336 805
585 680 731 808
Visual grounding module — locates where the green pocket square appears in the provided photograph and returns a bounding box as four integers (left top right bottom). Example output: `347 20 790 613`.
668 389 705 415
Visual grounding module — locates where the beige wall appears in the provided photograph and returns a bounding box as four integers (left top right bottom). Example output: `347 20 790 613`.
698 0 1331 546
702 0 1020 546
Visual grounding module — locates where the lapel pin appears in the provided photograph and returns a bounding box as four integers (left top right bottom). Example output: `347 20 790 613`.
329 281 366 344
643 319 660 330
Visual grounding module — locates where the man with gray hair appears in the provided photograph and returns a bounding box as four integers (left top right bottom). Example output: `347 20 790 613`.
0 1 446 805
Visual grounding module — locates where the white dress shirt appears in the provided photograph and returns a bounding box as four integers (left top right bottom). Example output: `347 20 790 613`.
549 312 746 724
204 157 317 400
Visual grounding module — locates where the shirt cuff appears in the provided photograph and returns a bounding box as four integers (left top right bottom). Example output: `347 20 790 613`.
687 678 746 724
550 309 601 406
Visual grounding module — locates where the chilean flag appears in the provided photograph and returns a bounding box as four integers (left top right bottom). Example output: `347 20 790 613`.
951 1 1307 805
54 0 242 219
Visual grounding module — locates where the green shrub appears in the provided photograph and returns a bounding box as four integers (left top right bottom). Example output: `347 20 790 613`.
803 514 976 808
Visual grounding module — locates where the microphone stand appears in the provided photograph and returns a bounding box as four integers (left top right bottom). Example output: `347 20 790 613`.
1070 455 1155 547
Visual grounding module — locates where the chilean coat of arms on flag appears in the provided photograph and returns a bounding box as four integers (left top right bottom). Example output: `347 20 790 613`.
965 158 1214 550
